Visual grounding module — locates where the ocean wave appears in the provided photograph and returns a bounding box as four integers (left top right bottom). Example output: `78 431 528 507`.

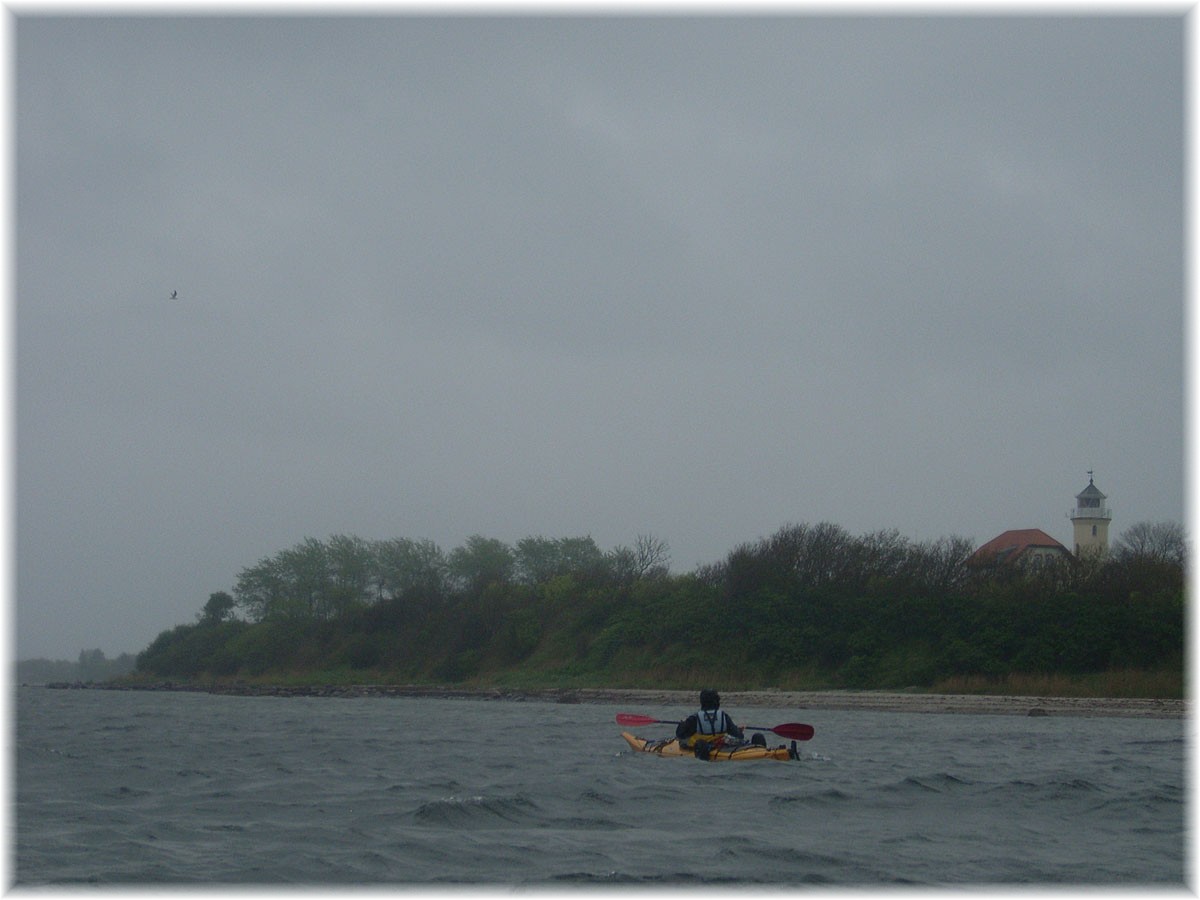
884 772 974 794
411 793 540 828
769 786 858 806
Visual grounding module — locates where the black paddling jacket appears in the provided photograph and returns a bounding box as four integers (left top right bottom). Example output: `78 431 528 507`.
675 708 744 746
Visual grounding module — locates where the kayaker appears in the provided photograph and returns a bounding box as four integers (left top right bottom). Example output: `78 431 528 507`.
675 689 750 758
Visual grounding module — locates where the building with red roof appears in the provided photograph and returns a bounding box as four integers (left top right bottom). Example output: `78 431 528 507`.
966 528 1071 569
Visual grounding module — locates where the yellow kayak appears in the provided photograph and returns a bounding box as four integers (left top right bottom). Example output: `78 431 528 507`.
621 731 797 761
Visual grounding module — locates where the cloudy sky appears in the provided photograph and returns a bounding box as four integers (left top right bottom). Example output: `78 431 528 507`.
14 13 1184 660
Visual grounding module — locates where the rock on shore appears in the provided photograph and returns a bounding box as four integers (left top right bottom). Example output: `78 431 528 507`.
41 681 1186 718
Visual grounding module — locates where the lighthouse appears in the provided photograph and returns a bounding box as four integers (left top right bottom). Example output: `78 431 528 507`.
1071 472 1111 557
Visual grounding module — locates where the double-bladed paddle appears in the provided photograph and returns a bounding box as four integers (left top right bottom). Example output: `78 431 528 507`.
616 712 814 741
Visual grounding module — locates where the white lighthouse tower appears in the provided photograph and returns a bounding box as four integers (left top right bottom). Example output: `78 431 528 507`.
1071 471 1111 557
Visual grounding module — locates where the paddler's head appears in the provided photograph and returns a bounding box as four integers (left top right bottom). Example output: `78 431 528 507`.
699 689 720 711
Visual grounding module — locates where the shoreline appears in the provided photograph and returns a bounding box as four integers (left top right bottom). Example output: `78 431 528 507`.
41 681 1187 719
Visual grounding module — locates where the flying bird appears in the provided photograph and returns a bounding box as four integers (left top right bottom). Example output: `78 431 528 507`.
170 290 178 299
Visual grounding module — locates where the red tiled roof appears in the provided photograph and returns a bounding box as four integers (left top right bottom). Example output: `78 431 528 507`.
967 529 1070 566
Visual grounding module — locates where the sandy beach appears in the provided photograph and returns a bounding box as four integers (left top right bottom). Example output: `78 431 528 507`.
64 681 1186 718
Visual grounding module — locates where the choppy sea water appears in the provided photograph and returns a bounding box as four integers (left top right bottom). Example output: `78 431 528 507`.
14 686 1186 885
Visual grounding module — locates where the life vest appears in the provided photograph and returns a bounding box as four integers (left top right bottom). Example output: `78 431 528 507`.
695 708 728 735
686 709 731 746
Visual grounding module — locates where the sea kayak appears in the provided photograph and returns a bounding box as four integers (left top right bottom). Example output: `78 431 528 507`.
621 731 798 761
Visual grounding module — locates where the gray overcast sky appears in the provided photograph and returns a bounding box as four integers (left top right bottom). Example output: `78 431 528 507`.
15 13 1184 660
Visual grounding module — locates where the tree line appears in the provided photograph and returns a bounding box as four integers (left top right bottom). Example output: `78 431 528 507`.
223 532 669 623
133 522 1185 694
17 649 137 684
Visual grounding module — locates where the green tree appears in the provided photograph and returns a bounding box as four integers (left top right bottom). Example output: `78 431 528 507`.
373 537 447 601
324 534 374 618
277 538 332 619
514 536 566 585
515 535 607 585
199 590 235 624
448 535 514 595
234 554 289 621
234 536 376 622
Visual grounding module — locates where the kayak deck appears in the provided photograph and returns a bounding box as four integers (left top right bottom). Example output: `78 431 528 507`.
621 731 797 761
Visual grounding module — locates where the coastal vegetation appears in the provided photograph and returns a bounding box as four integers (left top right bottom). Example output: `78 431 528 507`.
127 521 1186 698
18 649 137 685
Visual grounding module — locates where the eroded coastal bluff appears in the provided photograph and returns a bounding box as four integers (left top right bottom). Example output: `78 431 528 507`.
46 682 1186 719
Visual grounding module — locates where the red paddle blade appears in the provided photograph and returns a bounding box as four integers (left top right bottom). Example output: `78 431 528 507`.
616 713 662 726
770 723 815 741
